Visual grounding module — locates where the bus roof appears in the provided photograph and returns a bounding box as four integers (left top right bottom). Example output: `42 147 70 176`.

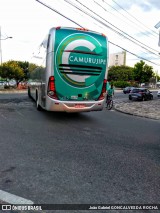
49 26 107 37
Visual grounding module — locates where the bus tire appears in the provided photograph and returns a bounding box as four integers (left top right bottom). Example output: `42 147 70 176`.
28 87 31 98
36 91 42 111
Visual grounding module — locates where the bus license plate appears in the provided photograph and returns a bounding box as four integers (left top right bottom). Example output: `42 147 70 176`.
75 104 86 108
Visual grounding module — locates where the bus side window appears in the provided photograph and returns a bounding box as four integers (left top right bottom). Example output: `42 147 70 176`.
41 34 50 50
47 34 51 50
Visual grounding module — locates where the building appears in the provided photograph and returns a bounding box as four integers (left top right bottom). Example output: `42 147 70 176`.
109 51 126 67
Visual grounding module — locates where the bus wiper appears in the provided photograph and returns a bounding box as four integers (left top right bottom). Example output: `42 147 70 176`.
59 64 102 70
63 50 101 56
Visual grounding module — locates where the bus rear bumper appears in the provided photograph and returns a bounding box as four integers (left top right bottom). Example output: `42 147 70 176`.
45 98 104 112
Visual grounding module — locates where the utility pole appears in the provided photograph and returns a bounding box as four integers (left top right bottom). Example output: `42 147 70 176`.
154 22 160 88
155 70 158 88
0 26 2 65
0 26 12 65
154 21 160 47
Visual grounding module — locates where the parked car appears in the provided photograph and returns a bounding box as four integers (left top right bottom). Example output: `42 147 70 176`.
129 88 153 101
123 87 135 94
157 90 160 97
0 81 5 85
0 81 6 89
8 80 17 88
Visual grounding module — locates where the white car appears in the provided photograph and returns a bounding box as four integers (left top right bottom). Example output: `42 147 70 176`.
157 90 160 97
9 80 17 87
0 81 5 89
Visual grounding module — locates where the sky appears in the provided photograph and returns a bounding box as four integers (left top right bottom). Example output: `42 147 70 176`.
0 0 160 74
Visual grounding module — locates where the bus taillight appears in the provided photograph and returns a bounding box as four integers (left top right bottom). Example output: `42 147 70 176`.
98 79 107 100
48 76 58 99
56 26 61 30
76 28 88 31
101 33 106 37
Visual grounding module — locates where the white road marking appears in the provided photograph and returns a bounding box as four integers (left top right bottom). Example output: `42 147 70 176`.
0 190 34 204
0 113 7 120
15 110 24 117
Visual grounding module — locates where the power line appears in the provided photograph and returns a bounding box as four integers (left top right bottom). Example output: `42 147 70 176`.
96 0 157 39
111 0 158 36
35 0 83 28
35 0 160 66
67 0 160 56
58 0 104 30
109 41 160 66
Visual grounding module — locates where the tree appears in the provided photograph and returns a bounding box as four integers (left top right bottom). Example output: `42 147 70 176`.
0 60 39 82
108 65 134 81
0 61 24 83
28 63 38 73
133 60 154 83
8 61 38 80
17 61 29 79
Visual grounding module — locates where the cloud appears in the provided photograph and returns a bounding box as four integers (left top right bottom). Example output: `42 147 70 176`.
149 0 160 9
116 0 160 11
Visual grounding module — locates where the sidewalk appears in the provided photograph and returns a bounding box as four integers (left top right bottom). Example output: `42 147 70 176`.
114 99 160 120
0 89 27 94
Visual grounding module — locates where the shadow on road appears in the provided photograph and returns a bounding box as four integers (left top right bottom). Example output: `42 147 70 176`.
40 110 96 123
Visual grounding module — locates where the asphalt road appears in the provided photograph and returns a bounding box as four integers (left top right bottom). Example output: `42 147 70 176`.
0 93 160 213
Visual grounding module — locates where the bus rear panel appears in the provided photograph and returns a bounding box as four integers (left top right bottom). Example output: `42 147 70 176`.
29 27 108 112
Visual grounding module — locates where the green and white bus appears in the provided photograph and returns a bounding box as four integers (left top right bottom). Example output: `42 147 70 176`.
28 27 108 112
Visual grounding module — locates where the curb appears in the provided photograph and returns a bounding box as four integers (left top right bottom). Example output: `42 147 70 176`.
114 99 160 121
0 90 27 94
114 106 159 121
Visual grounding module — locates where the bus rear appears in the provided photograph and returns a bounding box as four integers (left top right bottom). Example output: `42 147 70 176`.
46 27 108 112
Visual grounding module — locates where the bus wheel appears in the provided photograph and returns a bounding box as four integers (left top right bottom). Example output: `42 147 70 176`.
36 91 42 111
28 87 31 98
